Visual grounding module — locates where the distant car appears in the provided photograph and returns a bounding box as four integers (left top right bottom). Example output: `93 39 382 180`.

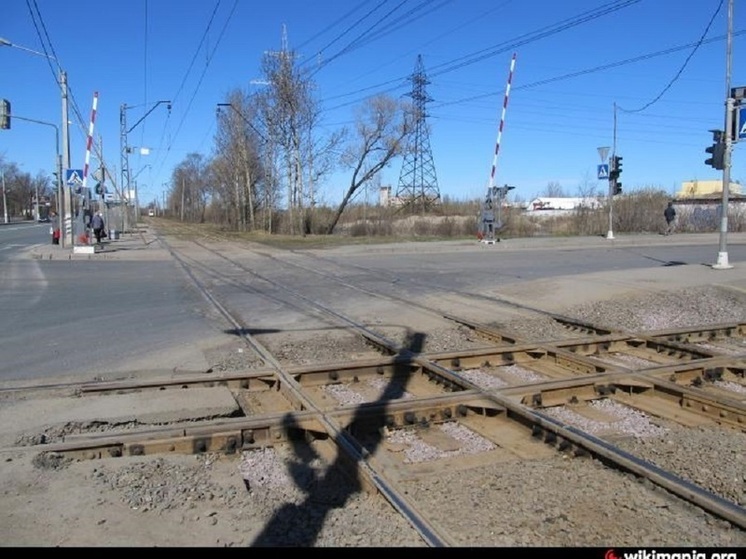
38 216 51 223
148 209 155 217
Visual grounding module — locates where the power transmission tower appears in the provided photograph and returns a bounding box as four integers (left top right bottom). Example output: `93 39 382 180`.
396 55 440 214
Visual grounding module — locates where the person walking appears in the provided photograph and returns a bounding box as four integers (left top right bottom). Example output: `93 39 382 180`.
91 211 106 246
664 201 676 235
49 211 61 245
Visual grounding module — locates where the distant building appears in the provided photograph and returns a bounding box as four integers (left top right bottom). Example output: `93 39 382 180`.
379 185 393 206
524 197 603 213
677 180 742 198
379 185 412 207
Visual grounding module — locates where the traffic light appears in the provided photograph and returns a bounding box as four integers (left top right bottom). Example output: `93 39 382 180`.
609 155 623 180
609 155 622 181
613 181 622 195
705 129 725 170
494 184 515 198
0 99 10 130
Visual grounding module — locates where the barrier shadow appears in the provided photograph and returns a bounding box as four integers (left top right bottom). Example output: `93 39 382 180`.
249 331 426 547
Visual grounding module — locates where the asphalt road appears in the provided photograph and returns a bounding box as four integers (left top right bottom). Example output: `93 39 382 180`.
1 222 745 383
0 223 227 382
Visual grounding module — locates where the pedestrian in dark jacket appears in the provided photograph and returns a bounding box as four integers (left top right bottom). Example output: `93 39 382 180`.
664 201 676 235
91 211 105 245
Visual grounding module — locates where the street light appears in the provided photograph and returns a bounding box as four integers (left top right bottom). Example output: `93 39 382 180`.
12 114 62 232
216 103 267 143
1 36 71 246
1 169 7 224
216 102 271 232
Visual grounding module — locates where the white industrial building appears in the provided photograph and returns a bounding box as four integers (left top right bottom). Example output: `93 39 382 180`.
524 197 603 213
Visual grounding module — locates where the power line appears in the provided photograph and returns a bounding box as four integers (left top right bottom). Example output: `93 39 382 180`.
336 0 454 54
170 1 222 107
319 0 643 108
156 0 238 177
25 0 59 86
149 1 222 177
26 0 94 161
431 30 745 112
308 0 459 79
295 0 374 52
310 0 409 77
304 0 391 73
429 0 642 77
618 0 724 113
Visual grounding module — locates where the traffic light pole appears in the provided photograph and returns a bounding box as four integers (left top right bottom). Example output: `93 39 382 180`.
606 103 618 240
714 0 734 270
13 114 63 239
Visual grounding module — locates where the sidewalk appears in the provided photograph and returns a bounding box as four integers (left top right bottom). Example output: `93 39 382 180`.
28 225 166 261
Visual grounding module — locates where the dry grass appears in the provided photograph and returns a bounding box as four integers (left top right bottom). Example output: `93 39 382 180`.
152 187 746 241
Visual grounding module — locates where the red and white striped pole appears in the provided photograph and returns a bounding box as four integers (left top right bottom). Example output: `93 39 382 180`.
488 53 516 190
82 91 99 191
81 92 98 245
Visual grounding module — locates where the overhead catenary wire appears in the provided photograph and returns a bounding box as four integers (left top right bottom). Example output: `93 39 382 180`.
155 0 238 180
149 1 222 179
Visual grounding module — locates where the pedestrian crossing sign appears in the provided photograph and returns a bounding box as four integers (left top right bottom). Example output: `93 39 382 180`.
597 164 609 180
65 169 84 186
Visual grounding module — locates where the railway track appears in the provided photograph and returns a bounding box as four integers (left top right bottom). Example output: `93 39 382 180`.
3 226 745 546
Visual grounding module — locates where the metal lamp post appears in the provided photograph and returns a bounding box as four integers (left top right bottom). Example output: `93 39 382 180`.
1 37 71 246
1 169 7 224
216 102 270 232
713 0 735 270
12 114 62 237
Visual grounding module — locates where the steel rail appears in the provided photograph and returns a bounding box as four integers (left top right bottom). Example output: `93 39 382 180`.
13 228 742 540
166 233 746 530
160 235 456 547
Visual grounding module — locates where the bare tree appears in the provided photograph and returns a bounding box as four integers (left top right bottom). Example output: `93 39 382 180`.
0 158 30 219
576 170 601 200
543 181 566 197
214 89 266 232
169 153 211 223
326 95 414 235
256 42 340 235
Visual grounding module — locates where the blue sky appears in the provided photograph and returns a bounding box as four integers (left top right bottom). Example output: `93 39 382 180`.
1 0 744 207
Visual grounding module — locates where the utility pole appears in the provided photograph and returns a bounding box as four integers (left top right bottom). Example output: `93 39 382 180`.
120 100 170 232
714 0 734 270
181 177 185 221
60 70 72 247
12 114 62 241
0 38 69 244
1 169 7 224
607 103 618 240
34 180 39 221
